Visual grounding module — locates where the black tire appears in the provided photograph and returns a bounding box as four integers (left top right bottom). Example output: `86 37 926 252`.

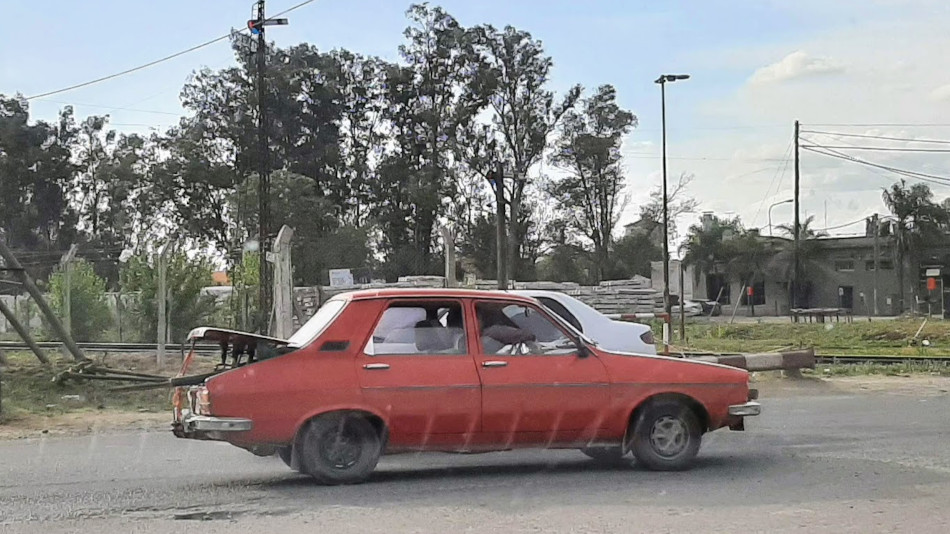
297 413 382 485
629 402 702 471
580 446 627 463
277 446 295 470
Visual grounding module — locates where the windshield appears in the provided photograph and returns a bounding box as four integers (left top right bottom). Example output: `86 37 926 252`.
287 298 346 347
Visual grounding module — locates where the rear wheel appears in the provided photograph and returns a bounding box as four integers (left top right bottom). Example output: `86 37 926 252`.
580 446 627 463
629 402 702 471
297 413 382 485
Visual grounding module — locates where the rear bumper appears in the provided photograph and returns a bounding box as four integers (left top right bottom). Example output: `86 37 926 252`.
728 401 761 417
173 409 253 440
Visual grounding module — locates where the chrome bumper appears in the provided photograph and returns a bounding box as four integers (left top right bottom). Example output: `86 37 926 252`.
728 401 761 417
182 411 253 432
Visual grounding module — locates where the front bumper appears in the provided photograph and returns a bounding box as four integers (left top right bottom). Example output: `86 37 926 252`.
728 401 762 417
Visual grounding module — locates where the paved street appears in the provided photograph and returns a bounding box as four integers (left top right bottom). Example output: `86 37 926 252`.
2 384 950 533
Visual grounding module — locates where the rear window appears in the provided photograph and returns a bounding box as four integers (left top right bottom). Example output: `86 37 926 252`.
287 299 347 347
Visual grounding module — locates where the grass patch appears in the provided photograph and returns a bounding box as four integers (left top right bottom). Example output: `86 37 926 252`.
682 319 950 356
803 361 950 377
0 352 183 421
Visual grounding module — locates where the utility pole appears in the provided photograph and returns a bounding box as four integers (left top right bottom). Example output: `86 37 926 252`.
793 119 801 309
0 240 85 361
60 245 78 337
872 213 880 316
248 0 288 334
493 163 508 290
0 296 48 365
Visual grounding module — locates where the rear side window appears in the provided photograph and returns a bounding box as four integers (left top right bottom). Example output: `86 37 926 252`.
537 297 583 332
364 301 467 356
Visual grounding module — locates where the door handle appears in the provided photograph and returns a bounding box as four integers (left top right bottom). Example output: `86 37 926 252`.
482 360 508 368
363 363 390 370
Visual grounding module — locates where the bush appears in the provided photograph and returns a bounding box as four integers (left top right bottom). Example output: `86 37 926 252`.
120 252 218 343
46 259 112 341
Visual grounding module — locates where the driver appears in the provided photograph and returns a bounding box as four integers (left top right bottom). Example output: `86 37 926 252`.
476 305 536 354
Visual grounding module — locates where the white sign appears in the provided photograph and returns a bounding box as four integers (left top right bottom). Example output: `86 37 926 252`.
926 268 941 277
328 268 354 287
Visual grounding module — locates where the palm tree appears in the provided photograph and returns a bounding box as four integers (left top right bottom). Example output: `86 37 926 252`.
769 215 827 308
882 180 949 311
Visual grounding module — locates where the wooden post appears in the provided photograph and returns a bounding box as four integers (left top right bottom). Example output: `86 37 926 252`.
60 245 78 337
440 226 457 288
0 296 49 365
156 242 173 368
0 239 86 361
270 225 294 339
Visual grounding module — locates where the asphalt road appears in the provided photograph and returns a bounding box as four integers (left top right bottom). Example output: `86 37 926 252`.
2 386 950 533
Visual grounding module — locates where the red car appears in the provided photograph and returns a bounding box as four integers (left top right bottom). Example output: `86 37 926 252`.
172 289 760 484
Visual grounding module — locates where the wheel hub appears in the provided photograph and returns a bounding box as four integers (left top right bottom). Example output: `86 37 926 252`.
319 426 363 469
649 415 689 457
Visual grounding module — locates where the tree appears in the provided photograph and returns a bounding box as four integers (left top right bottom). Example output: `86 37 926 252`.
882 180 949 310
46 259 111 341
548 85 636 281
770 215 827 307
682 214 745 283
457 23 580 280
638 172 699 244
608 232 663 279
0 96 79 278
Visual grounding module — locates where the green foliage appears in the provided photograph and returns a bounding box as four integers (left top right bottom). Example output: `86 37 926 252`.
46 259 112 342
120 252 217 343
548 85 636 281
608 232 663 279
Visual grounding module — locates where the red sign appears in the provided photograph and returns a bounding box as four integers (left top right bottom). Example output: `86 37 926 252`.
927 277 937 291
747 286 754 296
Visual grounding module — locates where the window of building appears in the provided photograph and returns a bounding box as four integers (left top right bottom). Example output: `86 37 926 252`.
364 302 466 356
834 260 855 272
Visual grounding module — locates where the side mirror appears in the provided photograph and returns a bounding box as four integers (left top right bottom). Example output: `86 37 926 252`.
577 343 591 359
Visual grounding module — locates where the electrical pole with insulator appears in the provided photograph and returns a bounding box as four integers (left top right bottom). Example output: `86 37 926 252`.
248 0 288 334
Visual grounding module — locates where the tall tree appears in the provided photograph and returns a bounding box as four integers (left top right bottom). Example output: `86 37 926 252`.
548 85 636 281
460 23 580 280
770 215 826 307
882 180 949 309
638 172 699 244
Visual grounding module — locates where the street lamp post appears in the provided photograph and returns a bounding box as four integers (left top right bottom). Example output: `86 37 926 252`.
655 74 690 323
768 199 794 237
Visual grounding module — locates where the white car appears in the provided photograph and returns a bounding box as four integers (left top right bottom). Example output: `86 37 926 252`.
512 290 657 355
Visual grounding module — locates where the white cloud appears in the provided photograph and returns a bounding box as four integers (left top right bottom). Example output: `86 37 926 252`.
930 84 950 102
749 50 844 84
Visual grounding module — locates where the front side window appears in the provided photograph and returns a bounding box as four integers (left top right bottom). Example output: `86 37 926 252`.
364 301 466 356
475 302 578 355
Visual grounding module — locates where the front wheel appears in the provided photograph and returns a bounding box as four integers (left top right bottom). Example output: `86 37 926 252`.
297 413 382 485
629 402 702 471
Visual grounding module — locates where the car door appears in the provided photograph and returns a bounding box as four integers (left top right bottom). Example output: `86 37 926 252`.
356 299 481 448
470 299 610 444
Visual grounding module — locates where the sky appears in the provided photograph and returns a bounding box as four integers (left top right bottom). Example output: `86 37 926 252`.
5 0 950 249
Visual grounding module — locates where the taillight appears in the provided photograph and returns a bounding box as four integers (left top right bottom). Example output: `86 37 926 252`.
194 386 212 415
640 330 655 345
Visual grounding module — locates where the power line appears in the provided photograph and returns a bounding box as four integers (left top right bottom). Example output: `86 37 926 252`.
801 145 950 187
801 130 950 145
801 144 950 153
806 123 950 128
25 0 316 101
817 217 868 232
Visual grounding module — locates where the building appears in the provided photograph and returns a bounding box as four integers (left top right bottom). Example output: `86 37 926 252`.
677 213 931 316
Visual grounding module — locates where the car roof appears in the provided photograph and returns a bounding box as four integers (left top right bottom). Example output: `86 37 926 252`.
335 287 539 303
